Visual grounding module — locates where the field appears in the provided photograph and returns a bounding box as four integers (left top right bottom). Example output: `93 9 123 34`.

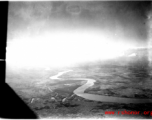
6 56 152 118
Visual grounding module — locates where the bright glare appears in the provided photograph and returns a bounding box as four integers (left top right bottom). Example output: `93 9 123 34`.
6 31 133 68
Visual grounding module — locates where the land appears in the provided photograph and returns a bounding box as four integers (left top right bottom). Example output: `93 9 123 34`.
6 56 152 119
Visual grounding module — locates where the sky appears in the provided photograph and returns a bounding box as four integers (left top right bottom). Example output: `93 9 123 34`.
6 1 152 68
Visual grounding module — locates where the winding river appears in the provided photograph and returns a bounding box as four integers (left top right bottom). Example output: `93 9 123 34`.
50 70 152 103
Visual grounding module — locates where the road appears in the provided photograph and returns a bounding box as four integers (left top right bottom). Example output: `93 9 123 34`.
50 70 152 103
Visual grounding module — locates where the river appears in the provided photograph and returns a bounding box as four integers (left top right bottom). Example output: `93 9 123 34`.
50 70 152 103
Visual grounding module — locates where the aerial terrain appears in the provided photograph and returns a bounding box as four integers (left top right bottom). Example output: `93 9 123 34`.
6 55 152 119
